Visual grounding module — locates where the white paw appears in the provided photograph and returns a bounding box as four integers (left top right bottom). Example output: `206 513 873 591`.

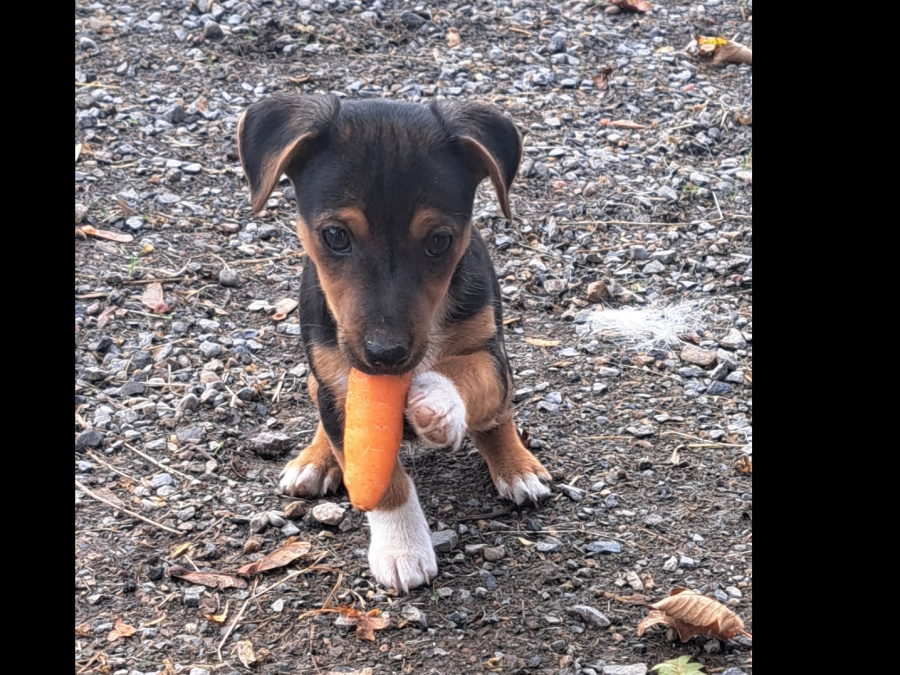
495 473 552 505
367 478 438 592
279 462 339 497
405 371 467 450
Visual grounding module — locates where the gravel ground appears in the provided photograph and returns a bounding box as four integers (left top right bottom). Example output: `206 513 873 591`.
75 0 752 673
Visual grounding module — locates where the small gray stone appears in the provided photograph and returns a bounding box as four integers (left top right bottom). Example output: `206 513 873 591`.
465 543 485 555
312 502 346 526
537 536 563 552
659 185 679 202
249 512 269 533
178 393 200 411
189 667 211 675
117 380 146 397
203 21 224 40
258 224 278 240
183 586 203 607
643 260 665 275
513 387 534 402
483 546 506 561
726 370 746 384
218 268 240 287
725 585 742 598
604 666 647 675
710 362 732 381
630 245 649 261
719 328 747 350
689 172 709 185
402 604 428 629
627 425 654 438
706 381 733 396
183 163 202 174
149 473 173 489
281 522 301 537
559 484 585 501
544 278 566 292
679 555 699 569
651 249 677 264
246 431 293 459
663 556 678 572
399 11 425 28
722 669 748 675
598 367 620 377
568 604 611 627
266 512 286 528
125 216 144 231
177 507 196 521
680 345 717 367
200 341 223 359
431 529 458 552
704 638 722 654
176 426 205 443
76 429 103 449
585 540 621 554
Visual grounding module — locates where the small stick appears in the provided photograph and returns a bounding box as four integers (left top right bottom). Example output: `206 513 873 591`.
123 443 194 481
121 277 186 286
85 450 139 481
712 190 724 220
76 480 181 535
272 371 286 403
659 431 746 447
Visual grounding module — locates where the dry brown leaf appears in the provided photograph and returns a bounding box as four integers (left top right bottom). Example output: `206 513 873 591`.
195 97 208 114
79 224 135 243
107 618 137 642
525 337 560 348
75 622 92 637
242 534 264 555
168 565 248 589
640 571 655 590
611 0 651 12
637 588 749 642
446 27 460 48
161 659 177 675
141 282 169 314
271 298 298 321
238 540 311 576
97 306 116 330
235 640 256 667
330 606 391 642
734 455 752 475
204 601 230 623
591 64 614 93
116 197 137 218
609 119 648 130
170 542 191 559
692 36 752 65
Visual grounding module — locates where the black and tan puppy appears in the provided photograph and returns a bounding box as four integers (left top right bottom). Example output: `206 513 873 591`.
237 95 551 592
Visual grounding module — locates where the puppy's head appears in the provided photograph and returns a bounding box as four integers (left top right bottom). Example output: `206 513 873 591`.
237 95 522 375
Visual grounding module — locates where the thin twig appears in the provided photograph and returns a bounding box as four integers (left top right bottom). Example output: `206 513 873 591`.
76 480 181 535
123 443 194 481
121 276 187 286
659 431 747 447
86 450 139 481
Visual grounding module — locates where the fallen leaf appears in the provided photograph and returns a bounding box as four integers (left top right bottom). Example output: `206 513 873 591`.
170 542 191 559
640 572 655 590
271 298 298 321
446 27 460 48
238 540 311 576
242 535 264 555
107 618 137 642
235 640 256 667
651 655 707 675
518 537 535 547
591 64 614 92
525 337 560 348
195 96 208 114
637 588 750 642
734 455 752 475
161 659 177 675
609 119 648 130
116 197 137 218
141 282 169 314
75 622 91 637
168 565 248 589
691 36 752 65
205 601 230 624
611 0 651 12
96 304 117 329
79 225 135 243
140 242 154 256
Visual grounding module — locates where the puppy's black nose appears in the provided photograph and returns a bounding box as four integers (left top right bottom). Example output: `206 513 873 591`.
364 339 410 368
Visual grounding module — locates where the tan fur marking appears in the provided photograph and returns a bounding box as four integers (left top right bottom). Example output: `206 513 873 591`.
307 373 319 409
471 416 551 486
373 461 411 511
309 344 349 403
409 207 448 241
334 206 369 241
433 351 508 432
438 305 497 358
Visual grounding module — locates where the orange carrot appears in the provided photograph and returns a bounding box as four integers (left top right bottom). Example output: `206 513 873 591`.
342 368 411 512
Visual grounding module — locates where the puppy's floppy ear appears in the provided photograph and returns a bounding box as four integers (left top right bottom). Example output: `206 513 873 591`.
431 101 524 220
236 94 340 212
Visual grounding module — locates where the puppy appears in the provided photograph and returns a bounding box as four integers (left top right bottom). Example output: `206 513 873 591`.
237 95 552 592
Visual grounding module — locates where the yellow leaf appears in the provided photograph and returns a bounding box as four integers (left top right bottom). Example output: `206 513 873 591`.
141 243 155 256
204 601 230 624
697 36 729 46
170 542 191 559
518 537 535 547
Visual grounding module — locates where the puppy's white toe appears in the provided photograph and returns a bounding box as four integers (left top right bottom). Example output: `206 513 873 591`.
405 371 467 450
495 473 552 505
280 461 339 497
367 478 438 592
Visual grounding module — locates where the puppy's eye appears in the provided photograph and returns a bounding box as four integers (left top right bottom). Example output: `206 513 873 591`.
322 226 351 254
425 233 452 257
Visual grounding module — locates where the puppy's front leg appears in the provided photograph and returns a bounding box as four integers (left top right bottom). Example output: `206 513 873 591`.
408 352 551 504
366 461 437 592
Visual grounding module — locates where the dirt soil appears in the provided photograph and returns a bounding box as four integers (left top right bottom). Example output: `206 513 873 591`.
75 1 752 673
